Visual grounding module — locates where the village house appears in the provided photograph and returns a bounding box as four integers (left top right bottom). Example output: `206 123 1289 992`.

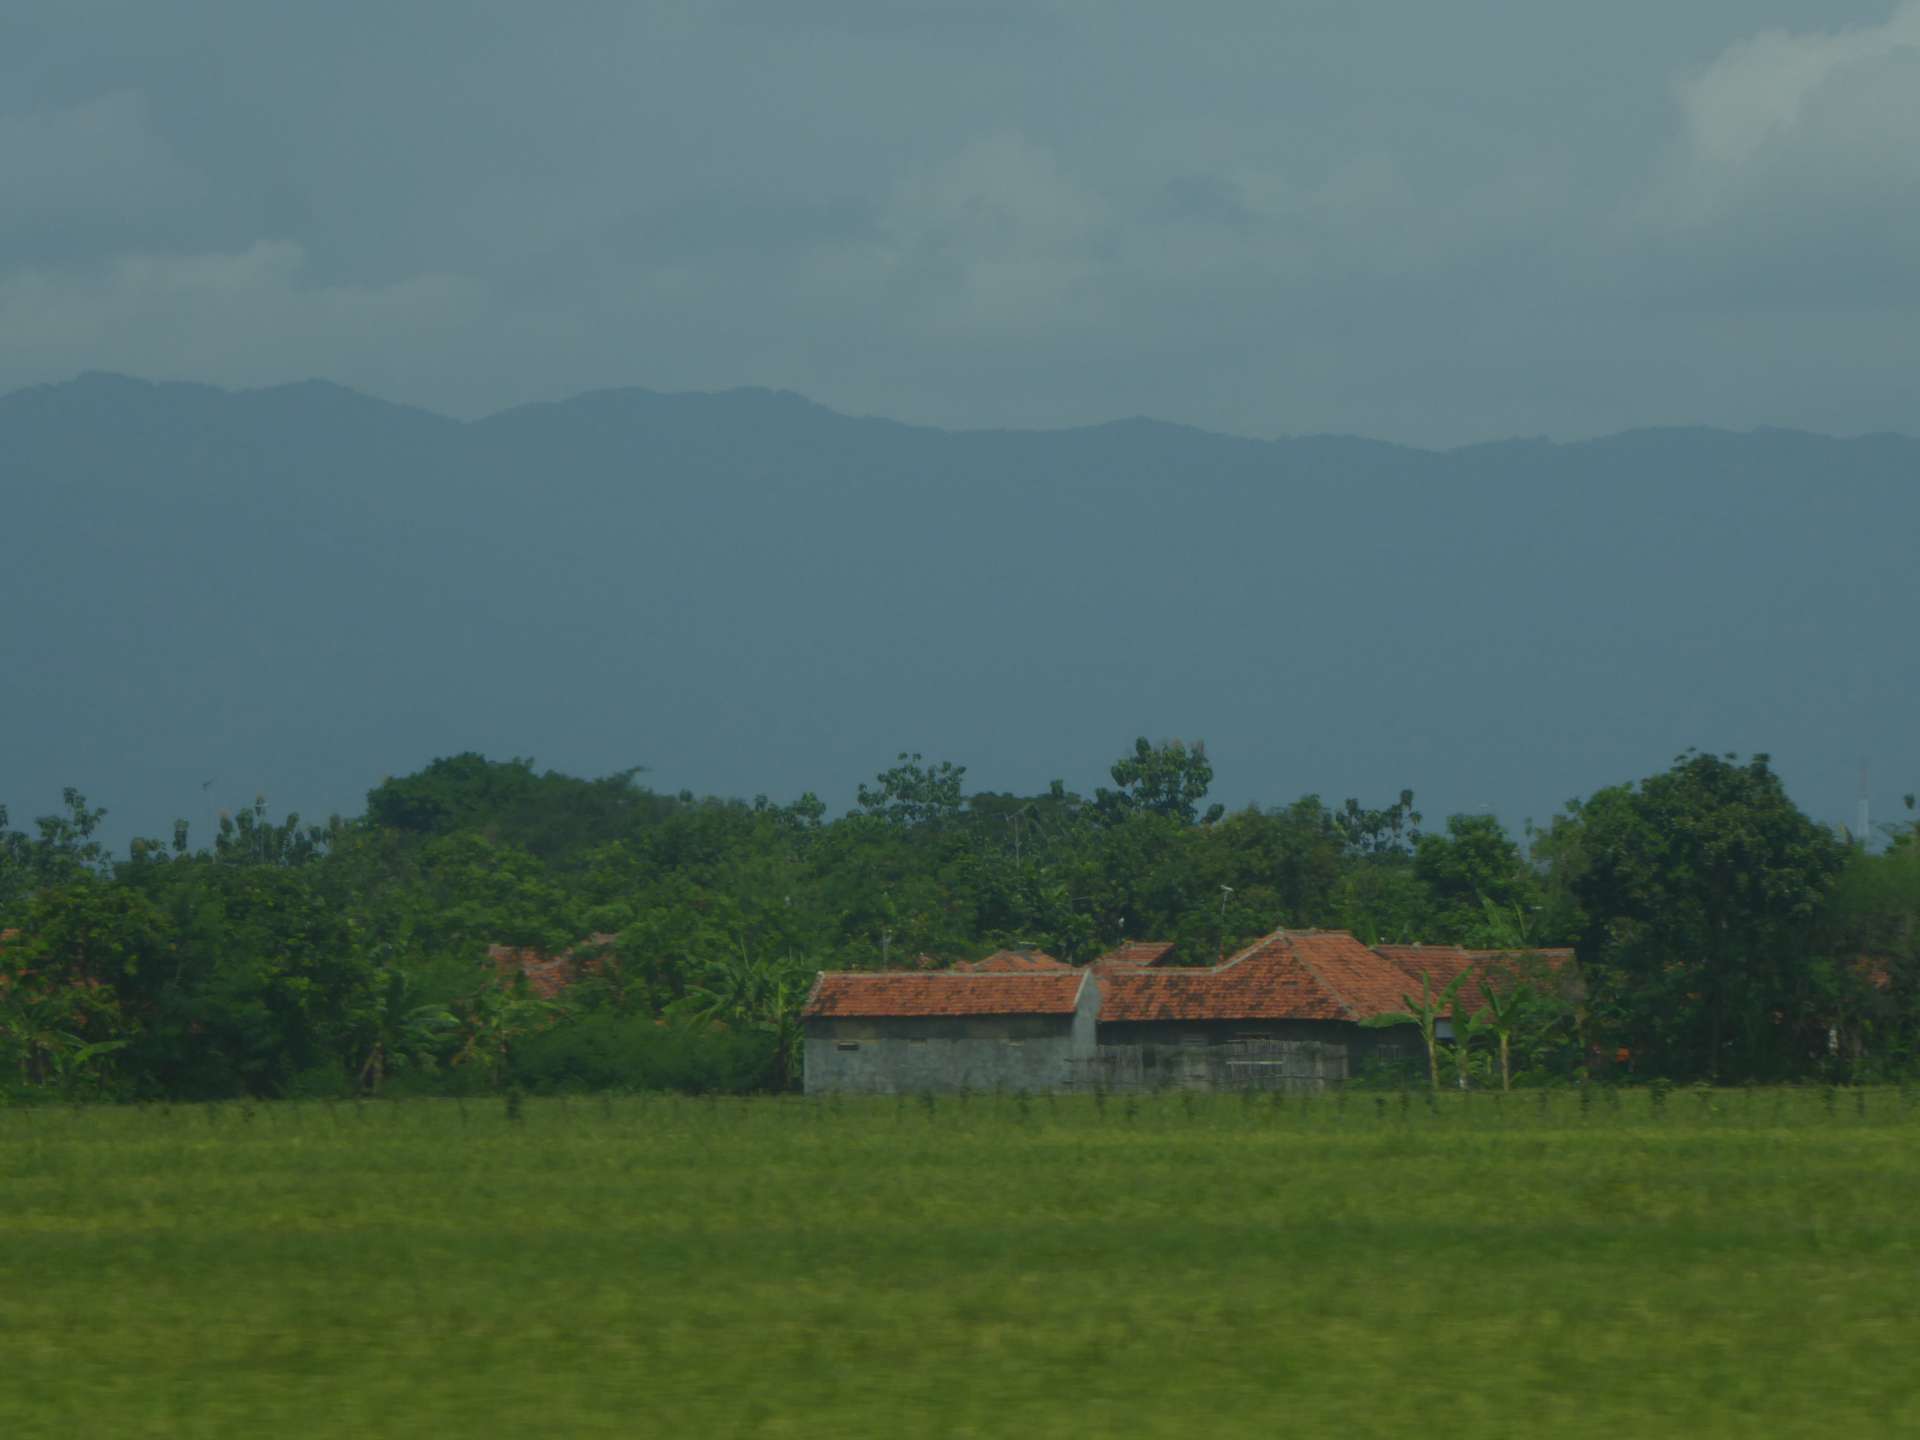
801 968 1101 1094
801 928 1556 1094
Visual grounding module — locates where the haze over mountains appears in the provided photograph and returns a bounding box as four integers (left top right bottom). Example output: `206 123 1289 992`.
3 371 1914 847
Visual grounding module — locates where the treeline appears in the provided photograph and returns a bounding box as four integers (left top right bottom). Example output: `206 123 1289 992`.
2 741 1915 1099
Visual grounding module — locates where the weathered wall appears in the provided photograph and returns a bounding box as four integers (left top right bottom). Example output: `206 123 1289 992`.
803 983 1422 1094
1082 1021 1417 1093
804 977 1103 1094
1073 1038 1343 1093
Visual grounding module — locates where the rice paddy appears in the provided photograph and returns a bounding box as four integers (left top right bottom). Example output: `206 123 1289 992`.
2 1086 1915 1437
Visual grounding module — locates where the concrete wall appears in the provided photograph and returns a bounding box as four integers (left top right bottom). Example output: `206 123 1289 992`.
1083 1020 1419 1092
803 982 1423 1095
804 975 1103 1094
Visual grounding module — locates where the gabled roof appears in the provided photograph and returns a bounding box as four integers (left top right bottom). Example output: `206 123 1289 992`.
1372 944 1478 1000
1372 944 1578 1017
804 970 1088 1019
1090 940 1176 973
952 948 1070 973
1098 929 1410 1023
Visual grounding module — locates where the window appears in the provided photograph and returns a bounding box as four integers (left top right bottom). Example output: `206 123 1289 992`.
908 1037 928 1047
1235 1032 1271 1042
1181 1032 1207 1047
1005 1038 1024 1047
835 1041 860 1052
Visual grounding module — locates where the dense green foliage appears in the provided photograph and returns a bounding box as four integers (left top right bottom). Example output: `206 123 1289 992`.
2 743 1914 1099
4 1091 1918 1436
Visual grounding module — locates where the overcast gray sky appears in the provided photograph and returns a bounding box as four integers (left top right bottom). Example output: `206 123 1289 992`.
4 0 1917 445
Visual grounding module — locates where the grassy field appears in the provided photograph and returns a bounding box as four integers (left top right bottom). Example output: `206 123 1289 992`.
2 1087 1916 1438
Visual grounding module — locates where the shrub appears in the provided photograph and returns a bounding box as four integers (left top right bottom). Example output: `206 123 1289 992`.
506 1013 776 1095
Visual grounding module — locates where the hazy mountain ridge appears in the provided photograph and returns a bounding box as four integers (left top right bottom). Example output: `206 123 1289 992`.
3 372 1916 845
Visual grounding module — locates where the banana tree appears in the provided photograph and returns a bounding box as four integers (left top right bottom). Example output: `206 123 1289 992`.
678 942 814 1088
448 978 551 1084
1475 976 1533 1092
355 969 457 1094
1362 969 1471 1094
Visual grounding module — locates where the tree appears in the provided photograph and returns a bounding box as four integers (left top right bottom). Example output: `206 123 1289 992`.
354 968 457 1094
1363 969 1471 1094
1095 738 1223 826
1475 976 1532 1092
676 942 813 1087
1332 790 1422 858
856 753 968 830
1413 814 1540 941
1565 751 1845 1080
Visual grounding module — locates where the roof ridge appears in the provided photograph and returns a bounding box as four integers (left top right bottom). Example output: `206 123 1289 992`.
1279 935 1363 1021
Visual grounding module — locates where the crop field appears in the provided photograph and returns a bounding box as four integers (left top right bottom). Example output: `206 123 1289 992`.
2 1087 1916 1438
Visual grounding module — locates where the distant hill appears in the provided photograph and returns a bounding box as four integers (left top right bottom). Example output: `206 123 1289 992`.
3 372 1915 844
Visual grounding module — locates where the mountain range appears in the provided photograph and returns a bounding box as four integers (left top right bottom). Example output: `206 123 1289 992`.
3 372 1915 846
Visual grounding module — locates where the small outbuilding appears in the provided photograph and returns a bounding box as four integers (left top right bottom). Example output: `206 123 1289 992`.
802 969 1100 1094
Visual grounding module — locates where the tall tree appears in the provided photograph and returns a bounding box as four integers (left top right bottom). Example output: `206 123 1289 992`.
1095 738 1223 826
1565 751 1844 1079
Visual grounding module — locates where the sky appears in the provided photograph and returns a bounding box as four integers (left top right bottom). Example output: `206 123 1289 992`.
4 0 1919 447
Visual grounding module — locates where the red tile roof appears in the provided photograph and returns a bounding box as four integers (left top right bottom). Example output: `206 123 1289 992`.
1372 944 1478 1000
1090 940 1176 973
804 970 1088 1018
1098 930 1412 1023
1372 945 1578 1017
952 948 1070 973
487 932 619 1000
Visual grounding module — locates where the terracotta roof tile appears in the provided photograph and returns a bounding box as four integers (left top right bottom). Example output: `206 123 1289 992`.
804 970 1087 1018
1372 944 1579 1018
952 949 1070 973
1098 930 1411 1023
487 932 619 1000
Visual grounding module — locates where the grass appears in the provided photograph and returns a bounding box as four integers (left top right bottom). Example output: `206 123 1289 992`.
2 1086 1917 1437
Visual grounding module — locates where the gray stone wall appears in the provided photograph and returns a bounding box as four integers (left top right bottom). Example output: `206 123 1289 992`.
802 981 1423 1094
1081 1020 1419 1093
804 975 1104 1094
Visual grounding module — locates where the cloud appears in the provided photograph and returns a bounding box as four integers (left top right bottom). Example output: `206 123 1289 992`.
0 243 482 395
2 0 1916 443
872 133 1109 336
0 91 203 249
1652 2 1920 227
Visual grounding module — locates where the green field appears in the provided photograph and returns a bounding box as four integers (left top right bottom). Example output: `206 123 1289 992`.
2 1088 1916 1438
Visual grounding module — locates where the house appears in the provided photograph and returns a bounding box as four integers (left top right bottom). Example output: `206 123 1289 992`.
801 969 1101 1094
1085 929 1420 1090
799 928 1588 1094
804 929 1429 1093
